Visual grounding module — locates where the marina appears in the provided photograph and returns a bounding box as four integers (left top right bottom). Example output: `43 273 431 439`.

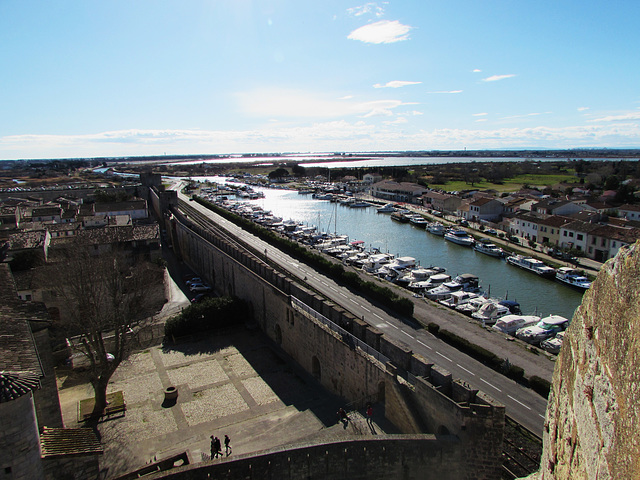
196 177 585 320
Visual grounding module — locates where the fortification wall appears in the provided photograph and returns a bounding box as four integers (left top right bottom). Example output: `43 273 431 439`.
148 436 464 480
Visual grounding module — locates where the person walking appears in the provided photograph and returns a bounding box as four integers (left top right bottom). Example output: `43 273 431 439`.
210 435 216 459
214 436 222 458
337 407 349 429
366 403 374 427
224 434 232 456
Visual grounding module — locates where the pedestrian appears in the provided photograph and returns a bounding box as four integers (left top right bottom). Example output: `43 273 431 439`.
214 436 222 458
224 434 232 456
210 435 216 459
337 407 349 429
366 403 373 427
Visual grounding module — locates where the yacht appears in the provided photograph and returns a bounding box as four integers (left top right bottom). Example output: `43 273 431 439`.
376 203 396 213
492 315 541 335
555 267 591 290
506 255 556 278
444 229 475 247
348 200 371 208
516 315 569 345
394 266 445 288
390 210 411 223
471 300 513 325
439 291 480 309
363 253 395 274
473 239 504 258
425 274 481 301
426 222 446 236
409 273 451 293
456 296 491 316
408 214 429 228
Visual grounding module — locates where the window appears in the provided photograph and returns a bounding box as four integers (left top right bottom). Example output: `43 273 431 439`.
577 234 583 241
569 232 574 238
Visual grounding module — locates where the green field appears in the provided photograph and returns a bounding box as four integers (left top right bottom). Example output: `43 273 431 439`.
435 172 578 193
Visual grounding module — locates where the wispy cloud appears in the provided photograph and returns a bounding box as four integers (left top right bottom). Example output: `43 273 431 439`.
472 69 482 73
373 80 421 89
590 111 640 122
398 110 424 116
577 107 590 112
473 113 488 117
502 112 552 120
383 117 408 125
426 90 462 94
347 3 386 18
475 119 487 122
3 122 640 159
482 74 516 82
348 20 413 44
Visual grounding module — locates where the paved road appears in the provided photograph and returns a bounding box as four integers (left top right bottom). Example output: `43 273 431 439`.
176 190 548 435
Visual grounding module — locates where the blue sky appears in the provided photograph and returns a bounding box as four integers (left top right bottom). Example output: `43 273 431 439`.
1 1 639 159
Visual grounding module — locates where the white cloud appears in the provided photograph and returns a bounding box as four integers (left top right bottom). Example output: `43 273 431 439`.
482 74 516 82
348 20 413 44
3 121 640 159
339 95 354 100
426 90 463 94
398 110 424 116
472 113 488 116
373 81 421 89
347 3 386 18
577 107 590 112
590 111 640 122
383 117 408 125
475 119 487 123
502 112 553 120
472 69 482 73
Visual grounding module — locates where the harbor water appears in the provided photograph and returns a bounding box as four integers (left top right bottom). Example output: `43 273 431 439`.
199 177 584 320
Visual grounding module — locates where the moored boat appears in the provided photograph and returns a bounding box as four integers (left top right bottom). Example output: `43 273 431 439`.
444 229 475 247
506 255 556 278
473 239 504 258
426 222 445 236
555 267 591 290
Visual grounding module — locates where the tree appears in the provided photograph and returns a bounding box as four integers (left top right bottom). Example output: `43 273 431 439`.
50 247 156 421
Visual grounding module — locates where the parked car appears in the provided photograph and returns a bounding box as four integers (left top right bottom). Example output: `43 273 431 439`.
186 277 202 286
485 228 497 235
189 283 211 292
191 293 208 303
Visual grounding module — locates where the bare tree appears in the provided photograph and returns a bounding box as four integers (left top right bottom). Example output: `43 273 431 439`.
51 246 157 420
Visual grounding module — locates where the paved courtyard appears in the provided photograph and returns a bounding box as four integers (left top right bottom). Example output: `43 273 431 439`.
57 328 387 478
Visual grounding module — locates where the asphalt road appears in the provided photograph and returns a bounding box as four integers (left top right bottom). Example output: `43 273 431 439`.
176 189 548 435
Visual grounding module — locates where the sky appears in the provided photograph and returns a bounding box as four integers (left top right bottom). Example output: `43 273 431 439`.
1 0 640 160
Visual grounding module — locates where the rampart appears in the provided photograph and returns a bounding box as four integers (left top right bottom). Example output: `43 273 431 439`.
163 202 504 479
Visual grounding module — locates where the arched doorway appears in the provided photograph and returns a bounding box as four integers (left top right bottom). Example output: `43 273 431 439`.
312 356 321 381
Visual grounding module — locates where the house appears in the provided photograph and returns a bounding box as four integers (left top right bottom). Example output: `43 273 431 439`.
531 199 583 216
0 264 103 479
537 215 574 246
422 191 462 214
93 199 148 220
558 220 603 253
508 212 549 243
370 180 428 204
587 225 640 262
618 204 640 222
363 173 382 184
465 197 504 222
502 197 536 214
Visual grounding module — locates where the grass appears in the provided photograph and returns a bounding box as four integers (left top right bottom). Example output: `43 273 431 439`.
435 171 579 193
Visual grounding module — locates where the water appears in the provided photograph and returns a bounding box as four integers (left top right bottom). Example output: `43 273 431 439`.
198 176 584 320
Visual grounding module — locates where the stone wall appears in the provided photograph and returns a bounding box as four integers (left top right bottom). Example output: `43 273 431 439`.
0 393 45 480
31 327 64 429
146 436 465 480
535 241 640 480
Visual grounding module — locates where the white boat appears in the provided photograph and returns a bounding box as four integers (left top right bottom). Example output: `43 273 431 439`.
439 291 480 309
456 296 491 316
408 214 429 228
409 273 451 293
349 201 371 208
473 239 504 258
390 210 411 223
555 267 591 290
471 301 511 325
444 229 475 247
492 315 541 335
506 255 556 278
376 203 396 213
425 274 480 300
394 266 446 288
541 331 566 354
426 222 445 236
516 315 569 345
363 253 395 273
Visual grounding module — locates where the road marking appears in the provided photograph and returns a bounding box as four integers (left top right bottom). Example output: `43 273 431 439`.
417 340 432 350
386 322 399 329
373 313 383 319
349 298 358 304
436 351 452 362
329 287 337 292
321 281 329 286
481 378 502 392
456 364 475 376
508 395 532 410
539 414 546 419
402 331 413 338
340 292 347 298
361 306 371 312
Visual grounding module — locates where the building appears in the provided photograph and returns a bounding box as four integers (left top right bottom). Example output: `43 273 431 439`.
422 191 462 214
465 197 504 222
370 180 428 204
537 215 574 246
531 199 583 216
618 204 640 221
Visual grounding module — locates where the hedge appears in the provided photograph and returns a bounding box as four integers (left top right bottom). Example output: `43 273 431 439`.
529 375 552 398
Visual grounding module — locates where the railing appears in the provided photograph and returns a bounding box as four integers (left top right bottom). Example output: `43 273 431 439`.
291 296 391 366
